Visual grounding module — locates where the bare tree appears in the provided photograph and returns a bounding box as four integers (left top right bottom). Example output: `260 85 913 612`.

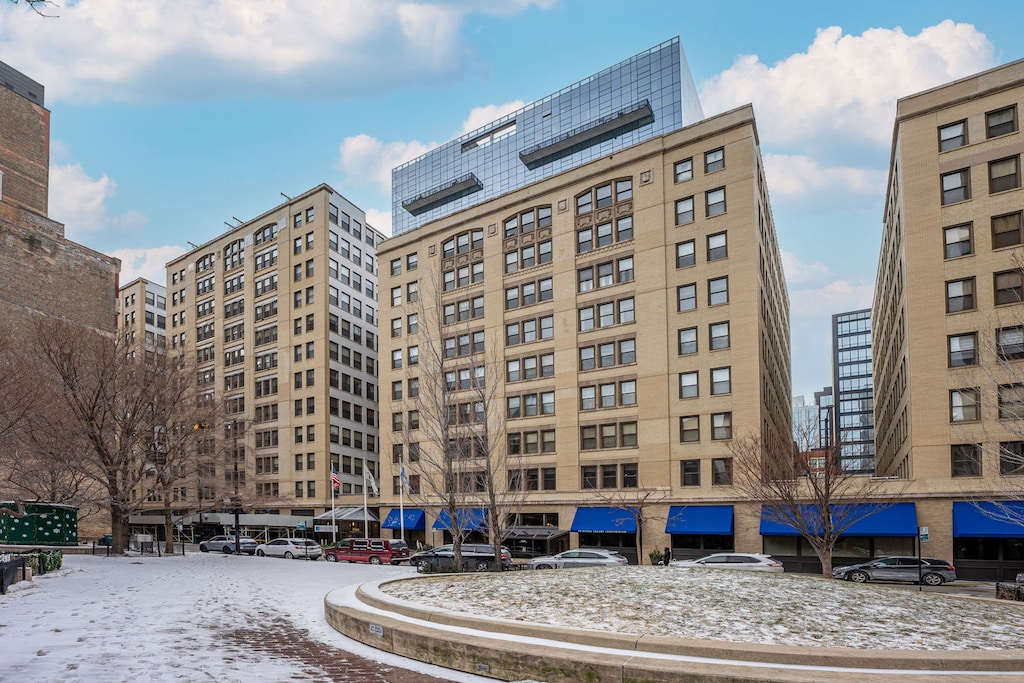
6 0 59 18
727 423 902 577
32 319 204 553
398 276 526 570
594 486 670 564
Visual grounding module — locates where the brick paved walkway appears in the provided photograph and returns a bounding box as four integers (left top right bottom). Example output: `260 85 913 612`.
223 614 453 682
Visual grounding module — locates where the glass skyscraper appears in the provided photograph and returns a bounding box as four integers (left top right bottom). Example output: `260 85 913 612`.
391 37 703 235
832 309 875 473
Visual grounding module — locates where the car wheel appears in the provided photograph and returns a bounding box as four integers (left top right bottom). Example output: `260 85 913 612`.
199 545 208 552
369 556 382 565
474 560 489 571
534 563 553 570
284 551 294 559
922 572 944 586
222 546 234 554
848 570 869 583
256 550 265 557
325 554 337 562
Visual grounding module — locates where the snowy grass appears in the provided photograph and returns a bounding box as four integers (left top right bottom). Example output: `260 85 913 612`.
381 566 1024 651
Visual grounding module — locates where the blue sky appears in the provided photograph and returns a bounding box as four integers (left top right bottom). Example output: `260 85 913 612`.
3 0 1022 398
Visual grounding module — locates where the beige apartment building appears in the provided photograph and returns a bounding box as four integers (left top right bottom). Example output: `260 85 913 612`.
117 278 167 358
874 59 1024 580
379 104 792 562
158 185 385 539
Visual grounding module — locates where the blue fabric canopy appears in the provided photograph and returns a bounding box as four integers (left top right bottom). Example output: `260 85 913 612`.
665 505 733 534
953 502 1024 538
759 502 917 537
432 508 487 531
381 508 426 531
569 506 636 533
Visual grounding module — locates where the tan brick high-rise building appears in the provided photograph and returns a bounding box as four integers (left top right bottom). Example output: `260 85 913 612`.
163 185 384 537
117 278 167 358
874 59 1024 580
379 102 792 561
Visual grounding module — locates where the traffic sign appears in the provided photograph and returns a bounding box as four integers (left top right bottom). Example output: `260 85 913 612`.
919 526 929 542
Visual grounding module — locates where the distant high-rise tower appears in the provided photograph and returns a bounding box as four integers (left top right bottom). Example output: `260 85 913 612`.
832 309 874 473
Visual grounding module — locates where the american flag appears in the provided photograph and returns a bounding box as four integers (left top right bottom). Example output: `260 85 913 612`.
331 468 341 489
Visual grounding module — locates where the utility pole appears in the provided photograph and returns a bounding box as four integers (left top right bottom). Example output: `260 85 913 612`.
231 419 241 554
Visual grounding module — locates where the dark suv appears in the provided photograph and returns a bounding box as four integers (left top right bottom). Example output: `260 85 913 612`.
832 556 957 585
409 543 512 571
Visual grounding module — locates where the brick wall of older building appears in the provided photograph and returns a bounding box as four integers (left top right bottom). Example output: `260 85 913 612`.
0 202 119 336
0 74 50 216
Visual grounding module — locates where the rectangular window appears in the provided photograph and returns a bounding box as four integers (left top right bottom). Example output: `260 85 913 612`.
601 464 618 488
946 278 975 312
952 444 981 477
998 326 1024 360
948 333 977 367
939 120 967 151
943 224 972 258
999 383 1024 419
999 441 1024 476
707 232 727 261
711 457 733 485
709 321 730 350
681 459 700 486
674 158 693 182
995 270 1023 305
987 105 1017 138
711 412 732 440
706 188 726 217
941 169 970 205
993 212 1024 249
678 327 697 355
678 284 697 312
680 415 699 443
675 197 694 225
708 276 729 305
676 240 695 268
705 148 724 173
581 465 597 489
711 367 731 395
679 371 698 398
989 156 1020 193
950 388 980 422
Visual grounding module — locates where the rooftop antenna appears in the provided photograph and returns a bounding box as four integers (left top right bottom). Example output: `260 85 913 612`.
187 241 199 249
232 216 244 225
280 192 291 201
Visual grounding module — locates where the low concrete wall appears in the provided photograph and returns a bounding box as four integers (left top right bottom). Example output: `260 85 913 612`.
324 575 1024 683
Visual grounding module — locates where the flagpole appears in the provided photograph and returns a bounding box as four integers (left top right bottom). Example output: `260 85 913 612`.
331 466 337 545
362 470 369 539
399 454 406 544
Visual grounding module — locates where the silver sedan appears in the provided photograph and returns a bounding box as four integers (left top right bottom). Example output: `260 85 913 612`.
529 549 628 569
255 538 322 560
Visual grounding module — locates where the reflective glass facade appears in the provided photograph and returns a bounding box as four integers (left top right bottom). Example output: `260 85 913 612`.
832 309 875 474
391 37 703 235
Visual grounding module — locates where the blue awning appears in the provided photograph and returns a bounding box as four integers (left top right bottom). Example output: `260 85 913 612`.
953 502 1024 538
665 505 733 535
432 508 487 531
759 503 917 537
381 508 425 531
570 507 636 534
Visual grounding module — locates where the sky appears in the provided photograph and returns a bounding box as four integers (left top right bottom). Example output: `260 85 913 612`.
2 0 1023 398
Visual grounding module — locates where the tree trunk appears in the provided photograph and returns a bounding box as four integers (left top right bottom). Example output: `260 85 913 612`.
809 542 834 578
163 498 175 554
110 507 129 554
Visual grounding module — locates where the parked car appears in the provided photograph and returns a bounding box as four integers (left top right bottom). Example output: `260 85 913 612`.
1016 571 1024 583
529 548 628 569
409 543 511 570
255 538 322 560
324 538 410 565
670 553 784 572
832 556 956 585
198 535 257 555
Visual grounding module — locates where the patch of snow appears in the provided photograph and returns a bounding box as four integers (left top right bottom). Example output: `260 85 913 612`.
381 567 1024 651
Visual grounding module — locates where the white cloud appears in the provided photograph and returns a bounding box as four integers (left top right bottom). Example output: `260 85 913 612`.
459 100 525 135
48 163 147 244
764 153 886 200
781 250 831 286
701 21 995 154
365 207 393 238
789 279 874 318
338 134 437 195
0 1 552 102
110 245 187 284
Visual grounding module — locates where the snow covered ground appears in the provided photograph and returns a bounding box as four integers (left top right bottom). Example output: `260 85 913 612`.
0 552 492 683
382 566 1024 651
